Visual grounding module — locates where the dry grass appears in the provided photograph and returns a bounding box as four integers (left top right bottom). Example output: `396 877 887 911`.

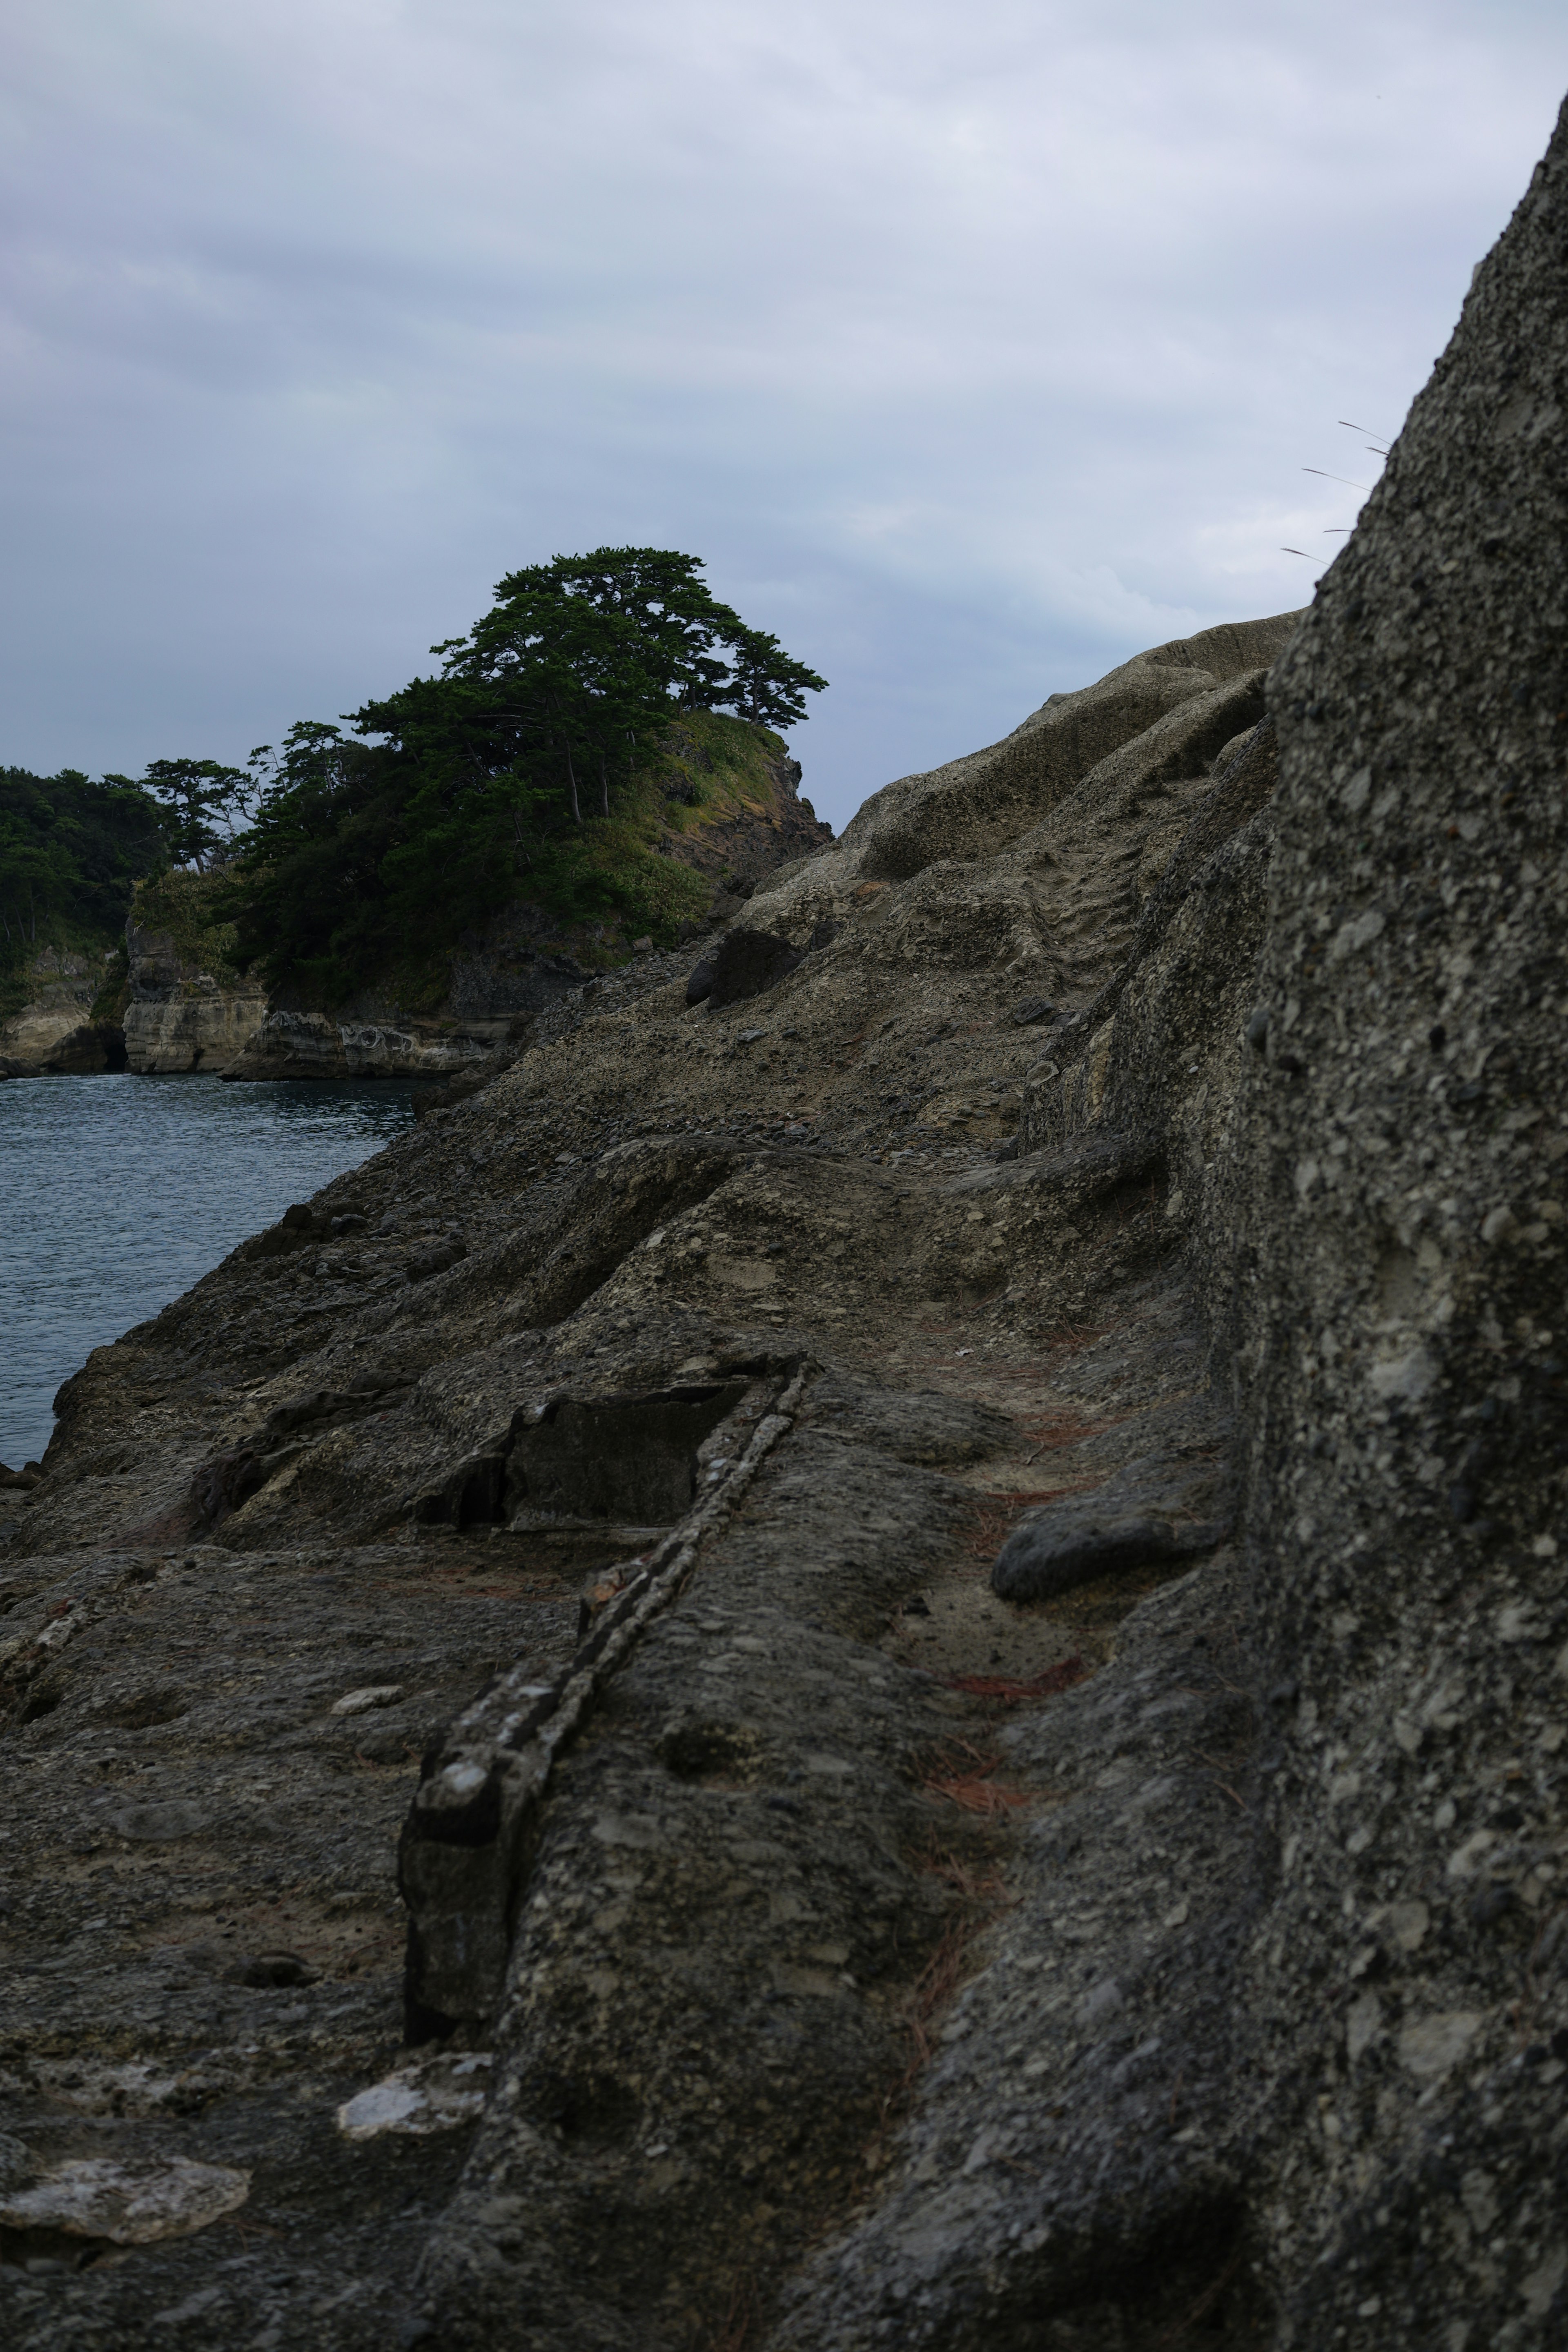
960 1488 1094 1561
922 1735 1034 1817
943 1655 1089 1704
703 2275 760 2352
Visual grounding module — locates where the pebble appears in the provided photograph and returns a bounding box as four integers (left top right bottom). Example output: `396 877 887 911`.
330 1685 405 1717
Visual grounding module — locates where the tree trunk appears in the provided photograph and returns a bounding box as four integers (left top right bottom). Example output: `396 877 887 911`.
564 744 581 826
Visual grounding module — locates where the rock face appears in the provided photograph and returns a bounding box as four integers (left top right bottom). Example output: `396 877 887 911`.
4 103 1568 2352
123 914 269 1074
0 946 125 1073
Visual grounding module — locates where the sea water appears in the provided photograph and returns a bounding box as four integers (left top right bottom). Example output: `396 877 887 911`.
0 1074 420 1470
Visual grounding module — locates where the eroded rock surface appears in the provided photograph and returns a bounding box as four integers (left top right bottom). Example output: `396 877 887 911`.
0 949 125 1076
122 919 267 1076
6 97 1568 2352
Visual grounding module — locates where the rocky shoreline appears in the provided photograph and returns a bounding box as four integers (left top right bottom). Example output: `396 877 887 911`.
1 741 831 1084
4 98 1568 2352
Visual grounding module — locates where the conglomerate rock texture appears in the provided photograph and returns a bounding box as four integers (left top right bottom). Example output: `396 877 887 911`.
4 98 1568 2352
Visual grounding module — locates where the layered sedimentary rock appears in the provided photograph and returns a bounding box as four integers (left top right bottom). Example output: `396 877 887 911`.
4 99 1568 2352
0 946 124 1074
122 914 269 1075
229 916 597 1081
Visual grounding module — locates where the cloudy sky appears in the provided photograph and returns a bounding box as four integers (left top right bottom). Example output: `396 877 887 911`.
2 1 1563 832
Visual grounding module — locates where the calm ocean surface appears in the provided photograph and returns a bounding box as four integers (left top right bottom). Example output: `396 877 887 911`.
0 1074 420 1471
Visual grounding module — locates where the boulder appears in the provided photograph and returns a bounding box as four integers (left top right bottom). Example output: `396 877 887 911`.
702 927 804 1009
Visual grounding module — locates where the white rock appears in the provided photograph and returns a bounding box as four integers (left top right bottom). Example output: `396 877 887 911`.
0 2156 249 2243
335 2053 492 2140
1346 1991 1383 2062
1398 2011 1483 2080
330 1684 405 1716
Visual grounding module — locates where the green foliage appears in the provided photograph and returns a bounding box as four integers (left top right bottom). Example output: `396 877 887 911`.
230 548 826 995
0 546 826 1013
89 941 131 1028
0 767 166 977
132 871 243 983
139 758 251 871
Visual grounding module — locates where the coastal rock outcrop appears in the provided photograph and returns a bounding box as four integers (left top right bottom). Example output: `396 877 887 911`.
123 908 268 1074
4 98 1568 2352
0 946 125 1074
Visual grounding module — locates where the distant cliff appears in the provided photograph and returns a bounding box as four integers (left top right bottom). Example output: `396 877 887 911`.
118 872 268 1074
0 944 127 1074
229 727 831 1080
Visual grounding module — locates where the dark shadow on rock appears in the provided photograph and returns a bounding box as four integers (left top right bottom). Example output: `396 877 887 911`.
706 928 804 1009
992 1448 1232 1600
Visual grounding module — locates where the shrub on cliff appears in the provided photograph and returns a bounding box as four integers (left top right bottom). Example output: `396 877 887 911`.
228 548 826 997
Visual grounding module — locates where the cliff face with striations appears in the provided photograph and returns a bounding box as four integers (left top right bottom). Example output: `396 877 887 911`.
0 945 126 1074
4 101 1568 2352
123 903 269 1075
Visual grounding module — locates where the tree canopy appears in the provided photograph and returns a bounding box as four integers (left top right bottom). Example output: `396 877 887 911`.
138 758 251 870
231 547 826 994
0 548 827 1003
0 768 167 972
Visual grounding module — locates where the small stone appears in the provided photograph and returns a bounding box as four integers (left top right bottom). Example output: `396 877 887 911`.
1398 2011 1482 2081
1076 1978 1123 2028
336 2054 492 2141
331 1684 405 1716
229 1950 320 1988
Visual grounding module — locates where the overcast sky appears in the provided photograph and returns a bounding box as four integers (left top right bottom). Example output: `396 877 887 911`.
2 2 1563 832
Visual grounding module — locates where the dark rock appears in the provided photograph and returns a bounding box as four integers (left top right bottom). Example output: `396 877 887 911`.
228 1950 319 1988
1010 996 1058 1027
686 957 715 1007
43 1021 127 1075
992 1444 1232 1600
281 1203 314 1232
706 928 804 1009
111 1802 208 1842
407 1239 468 1283
992 1497 1229 1599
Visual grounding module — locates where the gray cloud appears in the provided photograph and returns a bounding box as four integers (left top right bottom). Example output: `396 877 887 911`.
1 0 1563 829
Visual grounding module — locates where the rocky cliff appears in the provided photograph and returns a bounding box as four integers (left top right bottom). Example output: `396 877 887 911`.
204 733 830 1081
122 889 269 1075
0 945 126 1074
3 99 1567 2352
